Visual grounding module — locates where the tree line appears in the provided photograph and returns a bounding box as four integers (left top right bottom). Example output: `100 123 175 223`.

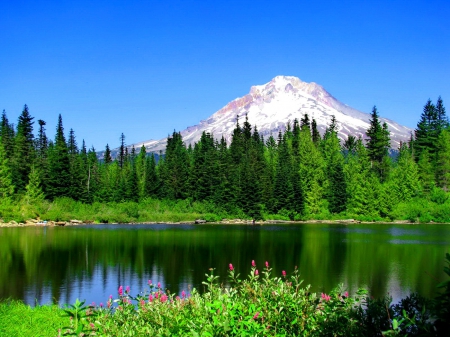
0 97 449 220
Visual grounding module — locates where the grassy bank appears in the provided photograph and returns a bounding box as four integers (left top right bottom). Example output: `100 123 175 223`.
0 300 69 336
1 196 450 225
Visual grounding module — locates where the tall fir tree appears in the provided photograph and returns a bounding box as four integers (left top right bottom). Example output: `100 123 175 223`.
0 110 15 160
35 119 49 195
365 106 390 180
322 117 347 213
436 129 450 191
0 141 14 203
13 104 35 192
144 153 160 198
119 133 126 169
415 99 440 160
23 165 45 205
390 142 420 204
104 144 112 164
160 131 190 199
47 115 71 199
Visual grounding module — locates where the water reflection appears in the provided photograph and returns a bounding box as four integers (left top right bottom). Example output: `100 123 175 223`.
0 223 449 306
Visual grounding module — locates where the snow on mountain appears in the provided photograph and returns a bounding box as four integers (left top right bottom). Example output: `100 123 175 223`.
132 76 412 153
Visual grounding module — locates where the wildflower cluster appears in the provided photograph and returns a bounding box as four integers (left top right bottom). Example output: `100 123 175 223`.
60 259 450 336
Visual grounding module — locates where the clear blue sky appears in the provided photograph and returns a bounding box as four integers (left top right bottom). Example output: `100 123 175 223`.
1 0 449 150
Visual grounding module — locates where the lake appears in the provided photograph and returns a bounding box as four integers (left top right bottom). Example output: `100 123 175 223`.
0 223 449 306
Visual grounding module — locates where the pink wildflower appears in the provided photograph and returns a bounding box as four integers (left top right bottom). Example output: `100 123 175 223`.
182 290 186 298
148 280 152 285
176 296 180 301
140 299 145 307
118 286 123 296
282 270 286 277
90 323 95 329
344 291 349 298
109 295 113 300
149 294 153 302
107 301 111 308
253 312 260 319
155 292 159 299
265 261 269 268
161 294 168 303
100 303 103 308
157 282 161 288
252 260 256 267
255 269 259 276
126 286 130 293
229 263 234 271
321 293 331 301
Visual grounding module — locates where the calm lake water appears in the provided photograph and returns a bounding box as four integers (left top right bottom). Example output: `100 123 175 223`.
1 223 449 306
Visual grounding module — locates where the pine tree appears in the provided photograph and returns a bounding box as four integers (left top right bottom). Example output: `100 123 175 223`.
436 129 450 191
415 99 438 160
298 125 324 215
119 133 126 168
104 144 112 164
0 110 15 160
435 96 448 133
86 147 100 202
345 138 378 216
311 118 321 145
23 166 45 205
67 129 84 200
47 115 71 199
417 149 434 194
273 132 294 213
190 132 218 201
0 141 14 202
144 153 160 198
261 135 277 212
213 137 234 209
136 145 147 199
13 104 35 192
322 117 347 213
124 159 139 202
365 106 390 180
35 119 49 195
300 113 311 131
160 131 190 199
343 135 357 155
390 143 420 203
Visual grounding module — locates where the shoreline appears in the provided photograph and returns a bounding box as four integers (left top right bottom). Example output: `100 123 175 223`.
0 218 444 227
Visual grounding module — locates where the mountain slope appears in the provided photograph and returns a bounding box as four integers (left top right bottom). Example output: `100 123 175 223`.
133 76 412 152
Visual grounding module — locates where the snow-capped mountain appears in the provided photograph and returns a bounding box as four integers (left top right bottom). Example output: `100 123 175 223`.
133 76 412 153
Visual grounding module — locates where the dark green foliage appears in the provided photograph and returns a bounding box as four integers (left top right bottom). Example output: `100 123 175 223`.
0 110 15 160
311 117 321 145
414 97 448 171
0 141 14 202
103 144 112 164
366 106 391 180
46 115 71 199
12 104 35 192
344 135 357 154
160 131 190 199
1 98 449 223
190 132 219 201
144 153 160 198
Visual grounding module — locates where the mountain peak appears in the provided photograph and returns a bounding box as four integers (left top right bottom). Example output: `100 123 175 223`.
132 76 412 153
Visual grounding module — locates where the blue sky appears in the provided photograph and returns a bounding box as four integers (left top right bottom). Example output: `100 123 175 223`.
1 0 449 150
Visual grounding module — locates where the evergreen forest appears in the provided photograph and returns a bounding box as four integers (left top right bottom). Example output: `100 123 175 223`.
1 97 449 223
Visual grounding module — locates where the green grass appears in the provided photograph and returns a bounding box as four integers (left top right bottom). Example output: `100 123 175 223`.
0 300 68 337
